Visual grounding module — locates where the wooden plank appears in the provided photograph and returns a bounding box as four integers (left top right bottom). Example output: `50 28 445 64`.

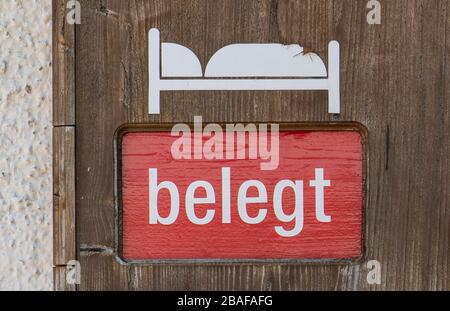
79 253 357 291
349 0 450 290
53 127 76 266
53 266 77 291
74 0 450 290
76 0 126 248
53 0 76 126
52 0 77 292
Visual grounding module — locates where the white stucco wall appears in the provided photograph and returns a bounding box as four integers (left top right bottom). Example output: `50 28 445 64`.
0 0 53 290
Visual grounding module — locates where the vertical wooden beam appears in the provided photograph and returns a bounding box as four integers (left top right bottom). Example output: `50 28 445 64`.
53 127 76 264
53 0 77 291
53 0 75 126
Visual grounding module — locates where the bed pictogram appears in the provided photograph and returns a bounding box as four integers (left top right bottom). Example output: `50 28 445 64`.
148 28 340 115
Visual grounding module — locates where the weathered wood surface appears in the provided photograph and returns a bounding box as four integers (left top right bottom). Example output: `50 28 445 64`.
67 0 450 290
53 127 77 290
53 266 77 291
53 127 76 266
53 0 77 291
53 0 76 126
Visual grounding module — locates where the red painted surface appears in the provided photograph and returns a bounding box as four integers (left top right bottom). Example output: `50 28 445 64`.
121 130 363 261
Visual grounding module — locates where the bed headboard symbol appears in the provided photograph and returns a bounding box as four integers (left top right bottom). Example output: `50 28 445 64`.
149 28 340 115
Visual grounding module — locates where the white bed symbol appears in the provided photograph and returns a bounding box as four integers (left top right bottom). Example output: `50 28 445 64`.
149 28 340 115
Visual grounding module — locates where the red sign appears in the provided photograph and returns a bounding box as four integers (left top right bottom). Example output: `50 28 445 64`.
120 126 364 261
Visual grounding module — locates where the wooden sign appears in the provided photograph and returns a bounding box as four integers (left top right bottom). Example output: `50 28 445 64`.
118 124 365 261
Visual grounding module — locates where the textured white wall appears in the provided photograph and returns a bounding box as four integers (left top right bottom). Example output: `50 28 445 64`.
0 0 53 290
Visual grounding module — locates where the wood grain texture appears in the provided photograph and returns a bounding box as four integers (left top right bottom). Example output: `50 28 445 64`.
73 0 450 290
53 127 77 292
53 0 78 292
53 266 77 291
53 0 77 291
53 0 76 126
53 127 76 266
